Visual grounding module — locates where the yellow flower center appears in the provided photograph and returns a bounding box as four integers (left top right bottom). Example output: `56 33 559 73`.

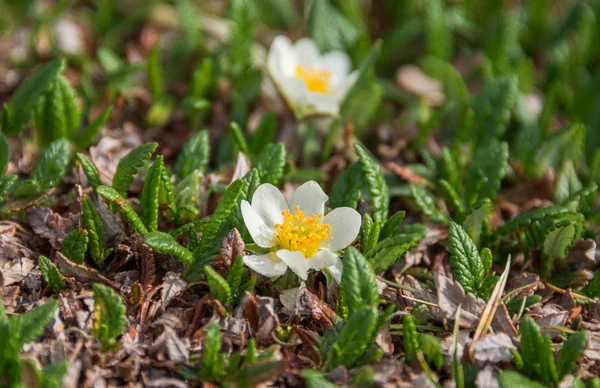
295 64 331 94
274 206 332 258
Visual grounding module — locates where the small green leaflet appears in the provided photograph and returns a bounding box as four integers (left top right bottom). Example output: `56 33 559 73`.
309 0 357 52
200 323 224 381
542 221 576 261
38 256 66 292
249 111 276 155
533 123 585 177
61 228 89 264
76 153 102 188
465 139 508 204
379 210 406 241
556 331 587 378
409 184 447 224
403 315 419 364
205 265 232 305
367 227 426 271
81 195 105 264
174 130 210 180
359 214 380 254
355 144 389 223
97 185 148 236
140 156 164 232
553 160 582 204
462 198 493 247
0 132 9 174
145 231 193 264
77 107 112 149
255 143 286 185
92 283 127 350
471 75 518 143
341 247 379 316
112 142 158 196
15 300 59 346
230 122 250 155
329 162 363 209
448 222 484 294
497 371 546 388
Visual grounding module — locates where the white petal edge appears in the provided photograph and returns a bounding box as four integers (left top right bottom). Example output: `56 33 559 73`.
308 249 338 270
327 257 344 284
241 200 276 248
251 183 288 226
277 249 310 280
292 38 321 68
290 181 328 216
323 207 362 251
243 253 288 278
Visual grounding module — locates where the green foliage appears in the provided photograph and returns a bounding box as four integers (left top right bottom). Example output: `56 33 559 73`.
542 221 576 262
0 175 18 200
359 214 380 254
82 195 105 264
448 222 485 295
249 112 277 155
426 0 451 61
532 123 585 177
309 0 357 52
227 255 256 303
205 265 232 306
230 122 250 155
355 144 389 223
556 331 587 378
97 185 148 236
61 228 89 264
497 371 546 388
471 76 518 143
403 315 419 365
465 139 508 204
255 143 286 185
329 162 363 209
366 225 427 271
583 270 600 298
230 168 261 239
410 184 447 224
38 256 66 292
140 156 164 232
200 323 225 381
174 131 210 180
463 198 493 247
341 247 379 316
145 231 193 264
0 133 8 175
111 142 158 197
76 153 102 188
553 160 582 204
505 295 542 316
92 283 127 350
379 210 406 241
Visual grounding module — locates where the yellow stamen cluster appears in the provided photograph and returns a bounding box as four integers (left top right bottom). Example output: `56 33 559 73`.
274 206 331 258
295 64 331 94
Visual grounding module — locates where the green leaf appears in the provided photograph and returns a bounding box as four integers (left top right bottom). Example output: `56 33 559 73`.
0 175 18 199
367 228 426 271
326 306 378 370
426 0 452 60
329 162 363 209
497 371 547 388
409 184 447 224
147 44 164 101
230 122 250 155
505 295 542 316
519 315 545 377
419 333 443 371
540 335 559 385
200 323 224 381
39 361 69 388
194 179 244 260
556 331 587 378
56 75 82 140
379 211 406 241
448 222 484 294
463 198 493 247
355 144 389 223
16 300 59 345
145 231 193 264
76 153 102 188
465 139 508 204
229 0 258 76
92 283 127 350
158 162 178 221
77 107 112 149
205 265 232 305
0 132 8 174
403 315 419 364
359 214 380 254
140 156 164 232
534 123 585 177
309 0 357 52
97 185 148 235
249 112 277 155
542 221 576 261
497 205 571 235
341 247 379 316
3 59 65 135
82 195 105 264
471 76 518 142
553 160 582 204
480 248 493 275
583 270 600 298
255 143 286 185
29 138 71 190
112 142 158 196
301 369 337 388
439 179 465 222
61 228 89 264
34 79 67 146
175 131 210 180
227 255 245 298
38 256 66 292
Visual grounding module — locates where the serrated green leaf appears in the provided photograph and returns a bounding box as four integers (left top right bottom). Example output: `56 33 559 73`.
341 247 379 316
553 160 582 204
366 228 425 271
112 142 158 196
77 107 112 149
0 132 8 174
359 214 379 254
15 300 58 346
480 247 493 275
534 123 585 177
82 195 105 264
497 371 547 388
463 198 493 247
147 44 164 101
448 221 484 294
3 59 65 135
355 144 389 223
505 295 542 316
158 162 178 221
583 269 600 298
471 76 518 142
175 131 210 180
38 256 66 292
97 185 148 235
0 175 18 199
29 138 71 190
403 315 419 364
519 315 546 378
39 361 69 388
255 143 286 185
542 221 576 262
439 179 465 222
419 333 443 371
35 79 66 146
557 331 587 378
409 184 447 224
498 205 571 235
205 265 232 305
144 231 193 264
465 139 508 204
140 156 164 232
61 228 89 264
92 283 127 350
249 112 276 155
379 211 406 241
301 369 337 388
329 162 363 209
227 255 244 297
56 75 81 140
76 153 102 188
540 335 559 384
309 0 357 52
230 122 249 155
426 0 452 60
201 323 223 381
194 179 244 260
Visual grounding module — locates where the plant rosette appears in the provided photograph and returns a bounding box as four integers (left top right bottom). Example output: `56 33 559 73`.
267 35 358 118
241 181 360 282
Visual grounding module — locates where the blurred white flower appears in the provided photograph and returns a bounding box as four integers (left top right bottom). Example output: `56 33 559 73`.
267 36 359 117
241 181 360 281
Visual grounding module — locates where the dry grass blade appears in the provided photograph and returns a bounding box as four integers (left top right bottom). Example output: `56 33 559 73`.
473 257 511 341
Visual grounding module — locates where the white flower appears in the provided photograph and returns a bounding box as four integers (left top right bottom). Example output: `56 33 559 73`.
267 35 359 117
241 181 361 281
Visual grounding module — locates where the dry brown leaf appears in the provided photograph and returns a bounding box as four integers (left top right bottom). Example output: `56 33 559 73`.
469 333 516 364
435 272 485 328
56 252 119 288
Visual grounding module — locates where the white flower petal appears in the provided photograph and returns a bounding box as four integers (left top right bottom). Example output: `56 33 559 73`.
331 71 359 101
306 93 341 116
279 76 309 106
241 200 276 248
277 249 310 280
293 38 321 68
327 257 344 284
251 183 288 226
321 51 352 78
269 36 297 77
243 253 288 278
309 249 338 270
290 181 328 216
324 207 361 251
